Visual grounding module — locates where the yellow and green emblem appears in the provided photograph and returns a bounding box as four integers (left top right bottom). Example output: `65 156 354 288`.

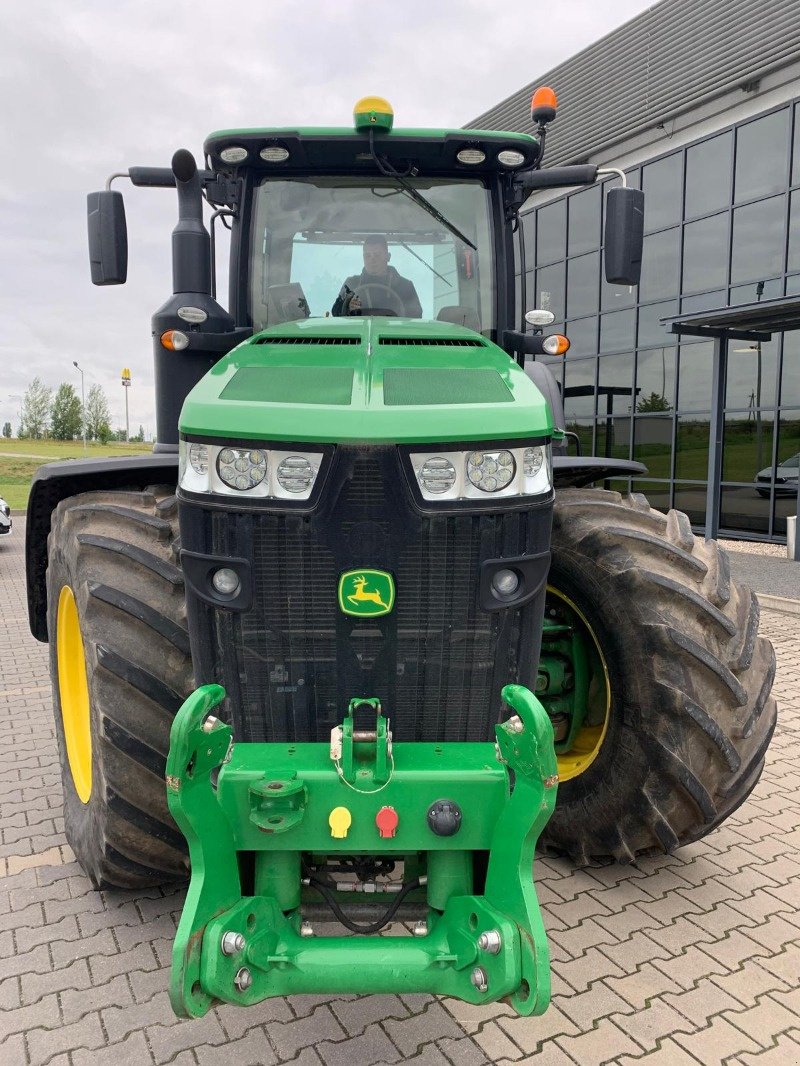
338 569 395 617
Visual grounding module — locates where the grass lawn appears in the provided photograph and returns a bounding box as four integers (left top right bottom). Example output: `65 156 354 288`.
0 439 152 510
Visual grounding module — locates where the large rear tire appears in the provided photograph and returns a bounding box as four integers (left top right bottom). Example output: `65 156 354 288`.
47 487 193 888
542 488 777 864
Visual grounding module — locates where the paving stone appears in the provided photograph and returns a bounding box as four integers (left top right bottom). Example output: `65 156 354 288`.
436 1035 491 1066
146 1013 228 1064
383 1001 466 1057
555 1015 643 1063
268 1004 346 1058
331 994 409 1035
27 1011 105 1064
194 1025 276 1065
71 1031 156 1066
672 1014 763 1063
317 1022 403 1066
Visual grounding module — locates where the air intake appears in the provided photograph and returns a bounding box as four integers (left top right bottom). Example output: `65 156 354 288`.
378 337 486 347
254 336 361 345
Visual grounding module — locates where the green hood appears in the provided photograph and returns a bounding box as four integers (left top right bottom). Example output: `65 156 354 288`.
179 318 553 445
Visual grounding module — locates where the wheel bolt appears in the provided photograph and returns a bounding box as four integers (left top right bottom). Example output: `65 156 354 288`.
478 929 502 954
202 715 219 733
412 920 428 937
234 967 252 992
221 931 245 956
470 966 488 993
300 920 314 937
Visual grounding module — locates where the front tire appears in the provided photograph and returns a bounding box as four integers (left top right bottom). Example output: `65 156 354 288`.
542 488 777 864
47 487 193 888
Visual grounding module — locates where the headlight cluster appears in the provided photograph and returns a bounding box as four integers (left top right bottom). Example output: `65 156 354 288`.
180 440 323 500
412 444 552 502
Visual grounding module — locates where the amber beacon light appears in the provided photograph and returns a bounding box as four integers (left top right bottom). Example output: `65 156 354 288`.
531 86 558 125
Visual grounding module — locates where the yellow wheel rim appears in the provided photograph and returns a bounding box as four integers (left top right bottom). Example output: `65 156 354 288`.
547 585 611 783
56 585 92 803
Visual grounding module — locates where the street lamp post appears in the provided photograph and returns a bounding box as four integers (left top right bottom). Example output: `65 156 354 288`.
121 367 131 442
73 360 87 452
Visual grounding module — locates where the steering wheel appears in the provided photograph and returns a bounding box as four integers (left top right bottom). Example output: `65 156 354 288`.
347 283 405 317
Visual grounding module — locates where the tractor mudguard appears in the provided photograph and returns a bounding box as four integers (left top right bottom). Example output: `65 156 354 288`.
166 684 557 1018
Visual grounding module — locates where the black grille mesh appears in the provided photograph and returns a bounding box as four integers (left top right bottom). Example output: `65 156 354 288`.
202 454 541 743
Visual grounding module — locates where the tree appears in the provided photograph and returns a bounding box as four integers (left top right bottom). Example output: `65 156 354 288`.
86 384 111 444
636 391 672 413
19 377 52 439
2 422 11 438
50 383 83 441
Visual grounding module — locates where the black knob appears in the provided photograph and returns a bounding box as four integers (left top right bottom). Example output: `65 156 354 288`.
427 799 462 837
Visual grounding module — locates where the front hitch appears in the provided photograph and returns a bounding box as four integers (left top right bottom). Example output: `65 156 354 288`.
166 683 557 1018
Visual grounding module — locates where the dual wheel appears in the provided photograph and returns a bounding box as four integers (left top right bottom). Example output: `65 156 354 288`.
48 486 777 885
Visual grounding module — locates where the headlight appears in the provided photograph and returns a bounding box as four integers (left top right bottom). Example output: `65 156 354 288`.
419 456 457 494
217 448 267 491
411 443 552 502
180 440 323 500
467 450 516 493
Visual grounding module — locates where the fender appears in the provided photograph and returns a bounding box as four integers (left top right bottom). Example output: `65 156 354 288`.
25 455 178 642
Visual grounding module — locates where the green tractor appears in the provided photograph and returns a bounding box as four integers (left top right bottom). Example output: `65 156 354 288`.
26 92 776 1017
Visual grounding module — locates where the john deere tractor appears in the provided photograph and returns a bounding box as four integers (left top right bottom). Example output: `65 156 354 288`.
26 92 776 1017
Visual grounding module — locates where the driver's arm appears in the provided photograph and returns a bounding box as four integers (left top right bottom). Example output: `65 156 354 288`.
332 281 354 317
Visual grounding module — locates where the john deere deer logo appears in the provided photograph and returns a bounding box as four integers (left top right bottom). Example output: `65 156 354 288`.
338 570 395 617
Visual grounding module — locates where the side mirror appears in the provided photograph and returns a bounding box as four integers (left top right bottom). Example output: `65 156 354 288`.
604 187 644 286
87 190 128 285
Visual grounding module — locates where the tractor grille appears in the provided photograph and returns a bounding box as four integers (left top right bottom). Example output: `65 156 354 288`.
181 448 550 743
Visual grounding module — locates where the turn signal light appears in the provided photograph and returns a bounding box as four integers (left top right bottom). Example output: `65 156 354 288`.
531 86 557 124
161 329 189 351
542 334 570 356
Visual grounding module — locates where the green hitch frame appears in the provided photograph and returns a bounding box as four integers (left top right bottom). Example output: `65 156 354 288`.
165 683 557 1018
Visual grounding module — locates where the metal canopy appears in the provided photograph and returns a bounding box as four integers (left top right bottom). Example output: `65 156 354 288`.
662 297 800 558
666 295 800 340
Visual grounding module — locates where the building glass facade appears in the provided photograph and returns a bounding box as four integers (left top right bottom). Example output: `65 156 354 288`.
519 98 800 539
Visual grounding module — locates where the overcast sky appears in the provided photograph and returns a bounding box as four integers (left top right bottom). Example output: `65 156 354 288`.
0 0 655 439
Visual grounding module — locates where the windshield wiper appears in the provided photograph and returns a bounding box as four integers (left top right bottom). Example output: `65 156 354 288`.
368 131 477 251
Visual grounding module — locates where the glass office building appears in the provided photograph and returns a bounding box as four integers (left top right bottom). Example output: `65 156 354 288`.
474 0 800 541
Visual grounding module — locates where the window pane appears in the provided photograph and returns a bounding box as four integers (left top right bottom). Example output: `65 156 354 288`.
682 213 729 294
788 191 800 274
563 358 597 422
729 279 784 304
676 415 710 479
567 251 600 318
722 411 775 482
678 341 714 410
720 485 769 534
535 261 565 322
685 132 733 219
642 153 683 232
775 494 800 535
735 109 791 203
777 409 800 467
636 346 676 411
731 196 785 284
596 414 632 459
638 300 678 348
794 103 800 186
599 308 635 353
681 290 726 313
598 352 634 417
634 416 673 477
601 274 637 310
632 480 672 513
565 316 598 358
522 210 536 267
787 274 800 296
537 199 566 264
568 185 602 255
725 337 778 409
674 483 707 525
781 332 800 408
640 228 681 301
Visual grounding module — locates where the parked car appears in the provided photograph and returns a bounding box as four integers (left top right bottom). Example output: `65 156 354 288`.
755 452 800 498
0 495 11 537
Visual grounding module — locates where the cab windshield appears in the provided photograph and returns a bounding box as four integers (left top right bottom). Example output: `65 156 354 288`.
249 176 494 336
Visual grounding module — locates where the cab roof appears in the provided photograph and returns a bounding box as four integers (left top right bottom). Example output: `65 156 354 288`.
204 127 540 177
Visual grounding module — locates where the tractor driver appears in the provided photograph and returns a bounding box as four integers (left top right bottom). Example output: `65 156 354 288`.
332 235 422 318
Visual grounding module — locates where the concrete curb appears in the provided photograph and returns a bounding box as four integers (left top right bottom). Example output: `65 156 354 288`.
757 593 800 616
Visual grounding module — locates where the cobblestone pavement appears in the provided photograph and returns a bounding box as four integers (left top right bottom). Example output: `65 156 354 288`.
2 518 799 1066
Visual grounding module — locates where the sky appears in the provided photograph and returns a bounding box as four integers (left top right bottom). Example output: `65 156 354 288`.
0 0 656 440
